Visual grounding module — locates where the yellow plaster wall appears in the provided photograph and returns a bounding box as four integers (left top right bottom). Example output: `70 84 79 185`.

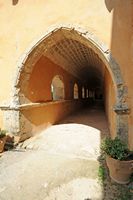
104 68 116 139
20 100 84 141
109 0 133 149
26 56 78 103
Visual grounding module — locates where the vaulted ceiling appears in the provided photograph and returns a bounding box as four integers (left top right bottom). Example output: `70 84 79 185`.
44 29 105 89
22 28 106 90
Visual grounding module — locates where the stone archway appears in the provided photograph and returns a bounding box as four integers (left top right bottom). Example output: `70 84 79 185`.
74 83 79 99
2 26 129 142
51 75 65 101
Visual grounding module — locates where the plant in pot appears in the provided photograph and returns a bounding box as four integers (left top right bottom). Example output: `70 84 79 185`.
0 129 7 153
101 137 133 184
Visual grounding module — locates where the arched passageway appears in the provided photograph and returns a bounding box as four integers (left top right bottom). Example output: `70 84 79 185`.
74 83 79 99
2 26 129 142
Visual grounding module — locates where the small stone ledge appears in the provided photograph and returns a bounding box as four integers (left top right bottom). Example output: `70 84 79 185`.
0 99 82 111
114 104 130 115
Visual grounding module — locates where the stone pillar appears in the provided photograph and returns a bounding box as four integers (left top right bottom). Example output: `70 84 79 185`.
1 107 21 143
114 104 130 144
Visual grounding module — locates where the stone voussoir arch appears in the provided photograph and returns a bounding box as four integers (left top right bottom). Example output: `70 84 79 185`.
3 25 130 142
13 26 127 105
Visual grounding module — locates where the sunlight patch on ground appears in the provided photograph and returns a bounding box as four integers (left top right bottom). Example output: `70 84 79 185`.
20 123 101 160
44 177 103 200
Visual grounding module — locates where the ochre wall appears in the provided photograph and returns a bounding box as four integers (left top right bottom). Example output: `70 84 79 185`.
20 100 84 141
104 68 116 139
26 56 79 103
109 0 133 149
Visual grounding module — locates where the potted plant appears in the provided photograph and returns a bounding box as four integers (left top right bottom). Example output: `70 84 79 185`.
0 129 7 153
101 137 133 184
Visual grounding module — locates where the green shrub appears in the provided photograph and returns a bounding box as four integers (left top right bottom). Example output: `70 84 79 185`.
101 137 129 160
98 165 106 182
0 129 7 138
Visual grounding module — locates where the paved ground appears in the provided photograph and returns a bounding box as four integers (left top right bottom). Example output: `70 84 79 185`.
0 106 114 200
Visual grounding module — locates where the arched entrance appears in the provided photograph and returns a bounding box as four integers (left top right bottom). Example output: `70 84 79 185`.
74 83 79 99
2 26 129 142
51 75 65 101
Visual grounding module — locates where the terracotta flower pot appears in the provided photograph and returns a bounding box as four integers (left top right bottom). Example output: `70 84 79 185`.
0 136 7 153
106 155 133 184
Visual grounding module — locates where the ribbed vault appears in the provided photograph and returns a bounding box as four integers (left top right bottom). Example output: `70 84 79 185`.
45 38 105 89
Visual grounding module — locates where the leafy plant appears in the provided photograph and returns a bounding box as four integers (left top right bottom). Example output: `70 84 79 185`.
98 165 106 182
0 129 7 138
101 137 129 160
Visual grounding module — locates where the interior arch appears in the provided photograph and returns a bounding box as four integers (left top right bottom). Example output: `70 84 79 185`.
51 75 65 101
74 83 79 99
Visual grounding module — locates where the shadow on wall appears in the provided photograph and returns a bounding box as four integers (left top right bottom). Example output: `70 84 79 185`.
105 0 115 12
12 0 19 5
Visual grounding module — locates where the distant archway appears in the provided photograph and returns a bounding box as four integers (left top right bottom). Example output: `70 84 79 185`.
51 75 65 100
74 83 79 99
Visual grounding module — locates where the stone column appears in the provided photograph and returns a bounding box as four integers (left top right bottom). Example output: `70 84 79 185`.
114 104 130 144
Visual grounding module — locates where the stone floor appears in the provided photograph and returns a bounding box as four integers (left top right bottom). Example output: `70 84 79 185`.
0 106 132 200
19 105 109 160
